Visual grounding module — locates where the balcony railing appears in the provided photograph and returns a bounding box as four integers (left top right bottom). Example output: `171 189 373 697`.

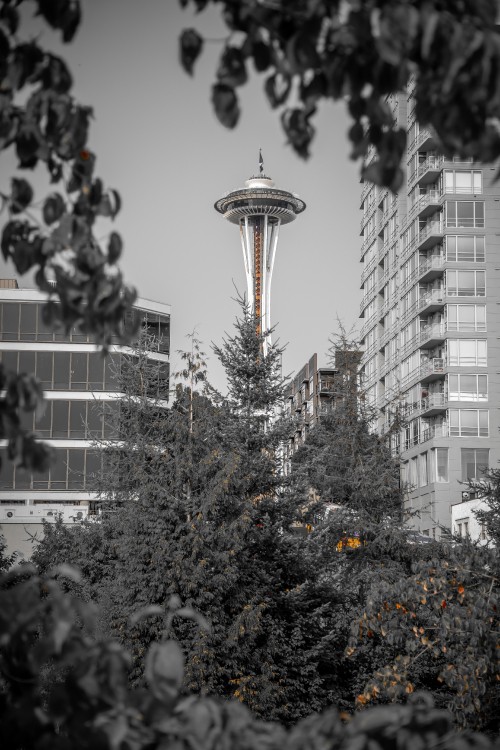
360 254 379 285
408 189 442 223
420 357 445 379
420 393 447 413
408 156 444 189
419 323 446 347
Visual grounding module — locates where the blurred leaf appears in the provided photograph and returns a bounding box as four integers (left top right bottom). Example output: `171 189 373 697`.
42 193 65 225
211 83 240 128
0 5 19 35
179 28 204 75
10 178 34 214
252 39 271 72
281 107 315 159
129 605 164 627
217 46 247 87
145 640 184 702
264 72 291 109
108 232 123 264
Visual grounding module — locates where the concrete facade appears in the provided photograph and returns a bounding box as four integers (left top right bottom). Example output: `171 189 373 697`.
359 84 500 539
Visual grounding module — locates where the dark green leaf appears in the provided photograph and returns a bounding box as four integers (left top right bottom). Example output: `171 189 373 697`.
11 178 34 213
0 5 19 35
145 640 184 702
217 46 247 87
41 54 73 94
108 232 123 264
264 72 291 109
211 83 240 128
42 193 65 225
179 28 204 76
252 40 271 73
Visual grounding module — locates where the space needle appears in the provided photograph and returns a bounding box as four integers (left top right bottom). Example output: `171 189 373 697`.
215 152 306 354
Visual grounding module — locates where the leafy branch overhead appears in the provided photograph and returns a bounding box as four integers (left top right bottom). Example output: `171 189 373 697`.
0 0 137 474
180 0 500 191
0 0 136 347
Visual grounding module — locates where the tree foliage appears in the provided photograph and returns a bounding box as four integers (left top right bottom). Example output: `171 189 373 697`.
348 544 500 731
1 563 498 749
0 0 136 475
180 0 500 190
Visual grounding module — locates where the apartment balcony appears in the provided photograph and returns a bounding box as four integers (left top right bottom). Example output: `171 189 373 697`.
410 156 444 188
409 190 442 223
360 254 379 286
420 393 447 417
318 379 336 395
360 201 377 234
417 290 446 316
380 323 398 349
417 254 445 284
407 128 436 156
402 421 448 451
360 228 378 258
360 314 379 340
419 324 446 349
378 297 392 321
420 422 449 444
420 357 446 383
416 219 444 250
359 286 378 315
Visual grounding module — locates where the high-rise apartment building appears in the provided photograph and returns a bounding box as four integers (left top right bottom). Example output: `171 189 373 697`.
359 83 500 539
0 281 170 559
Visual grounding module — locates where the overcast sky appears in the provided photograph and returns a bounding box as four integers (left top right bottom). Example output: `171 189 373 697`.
1 1 363 392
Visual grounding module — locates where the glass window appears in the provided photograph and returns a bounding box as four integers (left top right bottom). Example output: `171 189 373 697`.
434 448 448 482
34 402 52 437
52 400 69 438
410 457 418 488
104 354 121 390
36 352 53 388
2 303 19 340
446 235 485 262
448 339 487 366
37 304 54 342
50 450 68 489
446 201 484 228
70 353 88 390
1 351 17 373
18 351 36 376
20 304 37 341
446 270 485 296
444 170 482 194
448 373 487 401
32 464 50 489
69 400 87 438
53 353 70 389
15 466 31 490
461 448 489 481
0 451 15 489
449 409 489 437
85 402 101 438
85 449 102 487
446 305 486 332
418 452 428 486
67 450 85 489
88 353 105 390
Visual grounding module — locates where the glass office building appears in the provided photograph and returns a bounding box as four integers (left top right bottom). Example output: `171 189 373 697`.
0 281 170 558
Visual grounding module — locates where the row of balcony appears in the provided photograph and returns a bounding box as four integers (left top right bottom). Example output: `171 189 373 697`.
399 253 445 295
402 422 449 451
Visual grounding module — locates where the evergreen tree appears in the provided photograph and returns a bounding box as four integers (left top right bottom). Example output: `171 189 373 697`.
291 332 402 524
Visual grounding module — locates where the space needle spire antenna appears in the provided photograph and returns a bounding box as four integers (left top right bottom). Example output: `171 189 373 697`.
214 157 306 355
